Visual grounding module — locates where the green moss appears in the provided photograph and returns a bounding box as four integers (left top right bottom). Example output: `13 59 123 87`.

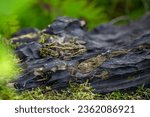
99 86 150 100
1 81 149 100
0 83 17 100
12 82 99 100
0 39 20 79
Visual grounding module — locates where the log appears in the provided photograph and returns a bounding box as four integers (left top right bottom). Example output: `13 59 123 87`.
12 14 150 93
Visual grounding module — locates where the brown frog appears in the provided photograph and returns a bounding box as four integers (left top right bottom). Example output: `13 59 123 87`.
39 37 86 60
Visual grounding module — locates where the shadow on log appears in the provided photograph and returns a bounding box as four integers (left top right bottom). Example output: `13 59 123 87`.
12 13 150 93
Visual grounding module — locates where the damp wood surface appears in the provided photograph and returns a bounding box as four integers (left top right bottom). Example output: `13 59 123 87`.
12 14 150 93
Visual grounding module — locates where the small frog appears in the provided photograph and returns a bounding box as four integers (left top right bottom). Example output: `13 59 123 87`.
40 40 86 60
78 55 106 73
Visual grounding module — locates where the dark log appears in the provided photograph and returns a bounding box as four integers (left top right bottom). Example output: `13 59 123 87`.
12 14 150 93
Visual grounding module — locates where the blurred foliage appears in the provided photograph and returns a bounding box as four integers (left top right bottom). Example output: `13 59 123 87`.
0 0 150 100
93 0 150 19
0 0 35 36
0 0 108 36
19 0 108 30
0 38 20 79
0 0 149 36
0 37 20 100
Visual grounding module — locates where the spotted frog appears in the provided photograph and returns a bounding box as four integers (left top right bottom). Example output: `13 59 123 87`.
39 40 86 60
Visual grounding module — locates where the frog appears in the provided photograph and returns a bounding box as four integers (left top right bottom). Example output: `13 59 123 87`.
78 55 106 73
39 37 87 60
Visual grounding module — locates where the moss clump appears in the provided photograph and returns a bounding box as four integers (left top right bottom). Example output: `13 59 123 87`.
0 83 17 100
99 86 150 100
0 39 20 78
12 82 99 100
4 84 150 100
1 81 150 100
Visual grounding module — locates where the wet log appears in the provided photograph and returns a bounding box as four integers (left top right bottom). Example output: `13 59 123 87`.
12 14 150 93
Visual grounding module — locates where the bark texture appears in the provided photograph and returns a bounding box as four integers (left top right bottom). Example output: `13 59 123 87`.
12 14 150 93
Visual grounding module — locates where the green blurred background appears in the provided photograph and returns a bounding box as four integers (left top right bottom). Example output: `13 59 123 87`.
0 0 150 37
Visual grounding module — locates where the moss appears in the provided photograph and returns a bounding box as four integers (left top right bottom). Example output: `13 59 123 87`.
12 82 99 100
0 39 21 78
11 42 21 48
99 86 150 100
0 82 18 100
0 81 150 100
